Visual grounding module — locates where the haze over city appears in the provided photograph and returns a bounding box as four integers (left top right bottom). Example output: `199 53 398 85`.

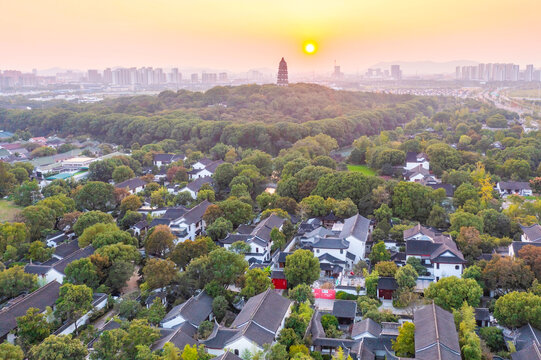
3 0 541 73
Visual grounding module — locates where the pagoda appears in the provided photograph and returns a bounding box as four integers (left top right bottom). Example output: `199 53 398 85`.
277 57 288 86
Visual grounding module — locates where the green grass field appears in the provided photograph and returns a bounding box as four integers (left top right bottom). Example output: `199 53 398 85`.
0 200 22 222
507 88 541 99
346 164 376 176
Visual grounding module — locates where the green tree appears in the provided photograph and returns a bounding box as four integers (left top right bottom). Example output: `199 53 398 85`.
424 276 482 311
145 224 175 257
481 255 534 295
18 205 56 240
270 227 286 252
288 284 315 305
106 261 135 293
449 210 483 233
12 180 40 206
217 198 253 227
479 327 506 353
112 165 135 183
395 264 418 290
120 195 142 215
299 195 327 217
55 284 93 335
30 335 87 360
0 342 24 360
375 261 397 277
241 268 273 298
206 217 233 241
206 247 248 290
75 181 116 212
426 143 461 176
284 250 320 288
0 265 37 298
212 295 228 321
64 258 100 288
93 230 137 249
391 182 435 223
143 258 178 290
454 183 479 208
392 322 415 357
27 241 53 262
73 210 115 236
427 205 448 229
16 307 51 352
369 241 390 264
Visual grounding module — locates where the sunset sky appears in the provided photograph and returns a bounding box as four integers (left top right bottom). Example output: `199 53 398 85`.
2 0 541 73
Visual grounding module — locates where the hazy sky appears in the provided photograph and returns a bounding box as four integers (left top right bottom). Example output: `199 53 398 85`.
2 0 541 73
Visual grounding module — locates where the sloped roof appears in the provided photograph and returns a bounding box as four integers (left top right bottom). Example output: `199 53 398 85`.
115 177 146 191
378 277 398 290
53 239 80 258
186 176 213 193
251 214 285 243
152 322 197 351
24 264 51 276
512 342 541 360
512 241 541 255
499 181 531 191
312 237 350 249
231 289 291 339
205 160 225 173
153 153 175 162
181 200 211 224
0 281 62 338
351 318 382 338
414 303 461 360
52 245 95 275
163 206 188 220
340 214 370 242
197 158 215 167
211 351 243 360
162 291 213 326
520 224 541 242
513 324 541 352
332 300 357 319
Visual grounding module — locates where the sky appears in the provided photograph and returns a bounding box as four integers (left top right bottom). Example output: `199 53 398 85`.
2 0 541 73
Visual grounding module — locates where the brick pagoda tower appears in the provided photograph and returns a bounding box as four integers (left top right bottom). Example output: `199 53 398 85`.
277 57 288 86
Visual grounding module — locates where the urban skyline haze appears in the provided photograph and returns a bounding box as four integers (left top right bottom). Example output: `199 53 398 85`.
3 0 541 72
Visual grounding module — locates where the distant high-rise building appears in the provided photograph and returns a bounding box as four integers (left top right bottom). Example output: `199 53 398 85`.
390 65 402 80
169 68 181 84
191 73 199 83
333 64 343 79
455 66 461 80
277 57 288 86
526 65 534 82
218 72 228 82
103 68 112 84
202 73 217 83
87 69 100 83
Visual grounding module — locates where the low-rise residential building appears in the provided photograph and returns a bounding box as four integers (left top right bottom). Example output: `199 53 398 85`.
405 152 430 170
188 160 224 180
115 177 147 194
0 281 62 343
179 176 213 199
496 181 533 197
220 214 285 263
404 224 465 281
202 289 292 357
169 200 212 242
153 153 185 167
414 303 461 360
160 291 213 329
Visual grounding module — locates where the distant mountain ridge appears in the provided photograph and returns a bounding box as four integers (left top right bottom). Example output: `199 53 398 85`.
369 60 479 75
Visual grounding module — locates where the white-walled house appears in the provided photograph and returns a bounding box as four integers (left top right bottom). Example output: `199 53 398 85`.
405 152 430 171
160 291 213 329
404 224 465 282
115 177 147 194
54 293 109 336
220 215 285 263
202 289 292 357
188 160 224 180
178 176 213 199
169 200 211 242
153 153 186 167
496 181 533 197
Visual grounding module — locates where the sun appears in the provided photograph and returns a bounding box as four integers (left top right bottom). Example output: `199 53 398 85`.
303 41 317 55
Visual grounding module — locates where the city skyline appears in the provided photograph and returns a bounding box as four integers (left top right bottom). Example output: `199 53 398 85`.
3 0 541 72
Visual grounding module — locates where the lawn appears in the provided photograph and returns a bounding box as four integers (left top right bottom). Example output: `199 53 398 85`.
0 200 22 222
346 164 376 176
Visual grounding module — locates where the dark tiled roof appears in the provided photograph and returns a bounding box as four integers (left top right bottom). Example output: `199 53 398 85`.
133 220 148 230
186 176 213 192
252 215 285 243
152 322 197 351
512 241 541 255
312 237 350 249
197 158 214 167
52 245 95 275
201 327 240 349
236 224 255 235
270 271 285 279
163 206 188 220
46 231 66 242
414 303 461 360
340 214 370 242
377 277 398 291
212 351 243 360
520 224 541 242
351 318 382 338
512 324 541 352
511 342 541 360
220 234 251 245
277 251 292 263
0 281 62 338
231 289 291 337
427 183 454 197
474 308 490 321
150 218 171 228
318 253 346 264
182 200 211 224
162 291 213 326
499 181 531 191
205 160 225 173
115 177 146 191
153 153 174 162
403 224 436 240
332 300 357 319
24 264 51 276
54 239 80 258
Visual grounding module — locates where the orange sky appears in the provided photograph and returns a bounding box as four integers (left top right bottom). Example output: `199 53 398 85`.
2 0 541 72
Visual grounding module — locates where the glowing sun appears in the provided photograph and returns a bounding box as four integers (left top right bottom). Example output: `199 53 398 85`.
303 42 317 54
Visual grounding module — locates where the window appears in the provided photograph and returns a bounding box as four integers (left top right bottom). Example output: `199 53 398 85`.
455 265 459 270
436 277 439 281
234 350 239 355
436 263 440 269
256 248 259 253
316 249 320 253
340 249 343 254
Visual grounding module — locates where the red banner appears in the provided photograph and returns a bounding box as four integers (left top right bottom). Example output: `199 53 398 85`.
313 288 336 299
